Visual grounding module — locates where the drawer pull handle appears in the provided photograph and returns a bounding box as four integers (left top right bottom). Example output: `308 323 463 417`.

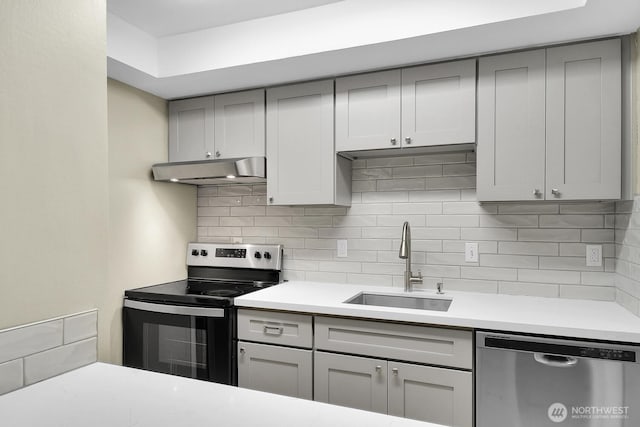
375 365 382 373
392 367 399 375
263 325 284 336
239 347 246 354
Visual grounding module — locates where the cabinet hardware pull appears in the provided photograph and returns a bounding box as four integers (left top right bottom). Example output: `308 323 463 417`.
392 367 399 375
533 189 541 196
239 347 245 354
390 138 397 145
205 152 212 158
263 325 284 336
268 197 274 203
404 137 412 145
375 365 382 372
551 189 560 197
215 151 221 158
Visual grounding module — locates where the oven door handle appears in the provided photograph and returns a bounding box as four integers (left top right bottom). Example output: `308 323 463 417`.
124 299 225 318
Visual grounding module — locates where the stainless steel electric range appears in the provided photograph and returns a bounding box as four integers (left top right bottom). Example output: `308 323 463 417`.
123 242 283 385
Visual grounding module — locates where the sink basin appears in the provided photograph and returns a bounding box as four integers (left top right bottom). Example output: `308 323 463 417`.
344 292 452 312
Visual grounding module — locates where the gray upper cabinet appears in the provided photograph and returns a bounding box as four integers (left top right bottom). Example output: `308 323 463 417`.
168 89 265 162
213 89 265 159
401 59 476 148
477 39 622 201
335 60 476 153
335 70 402 151
546 39 621 200
267 80 351 206
477 50 546 201
169 96 215 162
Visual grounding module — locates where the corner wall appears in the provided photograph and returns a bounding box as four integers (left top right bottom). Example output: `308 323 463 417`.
0 1 108 331
105 79 196 363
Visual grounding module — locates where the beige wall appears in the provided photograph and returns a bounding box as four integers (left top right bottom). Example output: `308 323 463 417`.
0 2 108 328
105 79 196 363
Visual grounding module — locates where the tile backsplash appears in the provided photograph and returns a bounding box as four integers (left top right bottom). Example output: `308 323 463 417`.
615 198 640 316
0 310 97 395
198 152 621 302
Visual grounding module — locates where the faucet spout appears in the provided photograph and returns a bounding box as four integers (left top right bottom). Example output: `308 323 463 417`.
399 221 422 292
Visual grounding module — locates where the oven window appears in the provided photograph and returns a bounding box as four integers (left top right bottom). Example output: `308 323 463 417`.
123 306 234 384
147 322 207 375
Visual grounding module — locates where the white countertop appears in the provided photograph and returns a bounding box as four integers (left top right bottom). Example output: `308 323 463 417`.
0 363 436 427
235 281 640 343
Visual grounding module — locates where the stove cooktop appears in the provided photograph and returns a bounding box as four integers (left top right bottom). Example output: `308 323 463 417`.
124 279 277 308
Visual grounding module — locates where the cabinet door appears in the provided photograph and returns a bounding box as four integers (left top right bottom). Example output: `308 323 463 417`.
335 70 401 151
168 96 215 162
266 80 336 205
546 39 621 200
401 59 476 148
476 50 546 201
314 351 388 414
237 342 312 400
388 362 472 427
214 89 265 159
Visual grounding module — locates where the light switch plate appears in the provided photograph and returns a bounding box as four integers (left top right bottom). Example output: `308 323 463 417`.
586 244 602 267
465 242 479 262
337 240 348 258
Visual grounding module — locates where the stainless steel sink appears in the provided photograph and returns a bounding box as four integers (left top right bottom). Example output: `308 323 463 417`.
344 292 452 312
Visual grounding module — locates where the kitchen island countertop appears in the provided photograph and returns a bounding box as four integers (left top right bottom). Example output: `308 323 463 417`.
0 363 437 427
235 281 640 343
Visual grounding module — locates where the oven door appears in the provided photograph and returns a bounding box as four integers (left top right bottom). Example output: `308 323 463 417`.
123 300 235 385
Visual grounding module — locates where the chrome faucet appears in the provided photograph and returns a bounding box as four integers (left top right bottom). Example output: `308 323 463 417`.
399 221 423 292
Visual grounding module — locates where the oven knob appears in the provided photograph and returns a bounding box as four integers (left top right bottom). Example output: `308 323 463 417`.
200 249 208 256
263 252 271 260
191 249 199 256
254 251 262 259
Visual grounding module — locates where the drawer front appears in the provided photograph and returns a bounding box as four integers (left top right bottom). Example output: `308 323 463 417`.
237 309 313 348
315 316 472 369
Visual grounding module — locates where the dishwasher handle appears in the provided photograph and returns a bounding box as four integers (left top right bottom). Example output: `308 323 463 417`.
534 352 578 368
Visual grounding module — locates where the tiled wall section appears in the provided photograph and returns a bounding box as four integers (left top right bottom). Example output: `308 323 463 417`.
198 153 617 301
0 310 97 395
615 197 640 316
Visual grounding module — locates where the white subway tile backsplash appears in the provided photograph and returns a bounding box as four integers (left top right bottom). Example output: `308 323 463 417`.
559 286 615 301
461 266 518 281
0 359 23 395
63 311 97 345
197 154 627 305
24 337 97 385
392 165 442 178
377 178 425 191
409 189 461 202
0 311 98 395
480 254 538 269
499 282 560 298
0 320 62 364
540 215 604 229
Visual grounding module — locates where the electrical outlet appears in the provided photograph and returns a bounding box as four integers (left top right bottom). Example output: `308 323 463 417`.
586 244 602 267
337 240 348 258
465 242 479 262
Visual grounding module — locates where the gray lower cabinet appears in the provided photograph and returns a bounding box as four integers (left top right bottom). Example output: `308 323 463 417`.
237 341 312 400
388 361 472 427
314 351 388 414
236 309 313 400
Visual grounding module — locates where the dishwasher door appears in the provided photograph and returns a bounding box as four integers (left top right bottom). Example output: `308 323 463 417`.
476 331 640 427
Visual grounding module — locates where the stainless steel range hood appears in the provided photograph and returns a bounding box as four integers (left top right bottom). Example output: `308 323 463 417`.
152 157 266 185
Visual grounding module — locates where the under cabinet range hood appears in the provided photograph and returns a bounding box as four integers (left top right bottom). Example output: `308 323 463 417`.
152 157 266 185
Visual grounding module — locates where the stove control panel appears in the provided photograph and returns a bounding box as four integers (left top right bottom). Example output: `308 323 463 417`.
187 243 283 271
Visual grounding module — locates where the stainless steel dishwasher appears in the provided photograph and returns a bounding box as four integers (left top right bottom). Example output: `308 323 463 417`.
476 331 640 427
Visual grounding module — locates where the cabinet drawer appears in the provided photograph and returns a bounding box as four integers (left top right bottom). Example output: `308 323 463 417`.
237 309 313 348
315 317 472 369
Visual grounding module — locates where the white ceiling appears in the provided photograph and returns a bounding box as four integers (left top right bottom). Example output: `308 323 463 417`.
106 0 640 100
107 0 344 37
